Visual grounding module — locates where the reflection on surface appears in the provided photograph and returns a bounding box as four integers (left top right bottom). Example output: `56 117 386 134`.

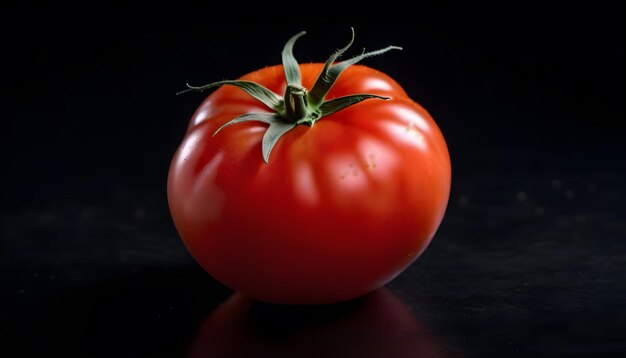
188 288 457 358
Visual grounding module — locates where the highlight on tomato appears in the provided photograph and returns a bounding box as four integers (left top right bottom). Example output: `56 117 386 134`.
168 29 451 304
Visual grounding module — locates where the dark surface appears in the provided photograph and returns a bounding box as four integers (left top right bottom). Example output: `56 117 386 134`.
2 3 625 357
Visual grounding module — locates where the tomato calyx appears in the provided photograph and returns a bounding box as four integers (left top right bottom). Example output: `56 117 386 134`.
178 28 402 163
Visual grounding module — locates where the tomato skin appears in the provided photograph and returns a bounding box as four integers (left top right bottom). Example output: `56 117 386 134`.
168 63 451 304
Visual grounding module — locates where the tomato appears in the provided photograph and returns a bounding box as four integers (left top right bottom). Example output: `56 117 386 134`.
168 30 451 304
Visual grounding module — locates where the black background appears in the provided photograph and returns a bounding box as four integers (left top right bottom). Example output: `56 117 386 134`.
2 2 625 357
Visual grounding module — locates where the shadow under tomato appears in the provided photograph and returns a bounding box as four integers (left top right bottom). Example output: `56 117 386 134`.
187 288 460 358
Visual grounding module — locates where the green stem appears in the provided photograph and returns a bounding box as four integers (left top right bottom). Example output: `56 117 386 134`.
179 29 401 163
284 84 308 121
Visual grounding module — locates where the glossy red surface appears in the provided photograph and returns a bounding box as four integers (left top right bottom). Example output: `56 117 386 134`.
168 64 451 304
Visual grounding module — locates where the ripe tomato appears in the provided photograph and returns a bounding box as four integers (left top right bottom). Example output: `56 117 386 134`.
168 30 451 304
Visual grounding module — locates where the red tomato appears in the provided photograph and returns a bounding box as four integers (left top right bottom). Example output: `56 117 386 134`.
168 31 451 304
